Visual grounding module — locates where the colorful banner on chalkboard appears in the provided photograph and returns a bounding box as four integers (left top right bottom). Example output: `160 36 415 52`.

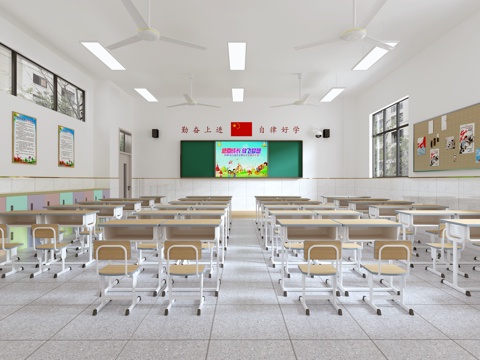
58 126 75 167
12 112 37 165
215 141 268 177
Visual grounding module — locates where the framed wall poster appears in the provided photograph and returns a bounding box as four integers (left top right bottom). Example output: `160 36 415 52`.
12 112 37 164
58 126 74 167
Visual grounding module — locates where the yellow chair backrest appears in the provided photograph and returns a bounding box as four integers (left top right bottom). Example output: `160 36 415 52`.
31 224 60 239
164 241 202 261
304 240 342 261
374 240 411 261
94 240 131 261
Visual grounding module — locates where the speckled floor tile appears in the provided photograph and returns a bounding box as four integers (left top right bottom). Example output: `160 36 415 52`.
292 340 387 360
26 340 126 360
0 340 44 360
207 340 296 360
117 340 208 360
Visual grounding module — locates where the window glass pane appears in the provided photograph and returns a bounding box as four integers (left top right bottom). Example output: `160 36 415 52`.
385 104 397 130
398 99 408 126
384 131 397 176
374 135 384 177
0 44 12 94
57 77 85 121
398 126 409 176
125 133 132 154
16 55 54 109
119 132 126 152
373 112 383 134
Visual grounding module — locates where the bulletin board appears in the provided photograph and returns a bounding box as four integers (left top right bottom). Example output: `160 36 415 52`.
413 102 480 172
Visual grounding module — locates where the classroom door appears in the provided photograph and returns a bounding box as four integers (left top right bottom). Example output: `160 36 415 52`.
119 153 132 198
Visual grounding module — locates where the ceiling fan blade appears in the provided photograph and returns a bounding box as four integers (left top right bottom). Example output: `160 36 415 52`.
107 35 141 50
294 37 340 51
159 36 207 50
166 103 188 108
270 103 294 108
197 103 221 108
121 0 149 29
364 36 394 50
183 94 194 103
357 0 387 28
300 94 310 102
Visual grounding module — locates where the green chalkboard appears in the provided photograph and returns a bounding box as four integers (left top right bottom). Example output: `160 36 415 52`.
180 141 215 177
180 141 302 178
268 141 303 177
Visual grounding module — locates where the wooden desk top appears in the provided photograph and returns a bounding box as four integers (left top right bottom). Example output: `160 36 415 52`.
161 219 222 227
276 219 341 227
99 219 166 227
396 209 457 216
443 219 480 227
312 210 362 216
334 219 401 227
0 209 98 215
269 210 315 216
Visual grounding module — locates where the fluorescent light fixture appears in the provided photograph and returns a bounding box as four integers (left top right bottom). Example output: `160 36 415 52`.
232 88 244 102
352 42 397 71
81 42 125 70
228 42 246 70
134 88 158 102
319 87 345 102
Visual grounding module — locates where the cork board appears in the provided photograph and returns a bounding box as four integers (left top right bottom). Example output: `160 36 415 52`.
413 103 480 172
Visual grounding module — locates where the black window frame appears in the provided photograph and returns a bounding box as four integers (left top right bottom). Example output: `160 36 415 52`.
1 41 85 122
372 97 409 178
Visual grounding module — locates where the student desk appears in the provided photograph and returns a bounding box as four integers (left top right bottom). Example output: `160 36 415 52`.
320 195 370 204
79 200 142 218
103 197 155 209
45 204 124 220
0 209 98 267
442 219 480 296
334 198 389 209
99 219 166 296
161 218 222 296
140 195 166 204
369 204 451 219
254 196 303 224
312 210 362 219
275 219 341 296
334 219 402 295
348 200 414 215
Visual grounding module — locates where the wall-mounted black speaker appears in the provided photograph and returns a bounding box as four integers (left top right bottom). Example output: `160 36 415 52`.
323 129 330 138
152 129 159 138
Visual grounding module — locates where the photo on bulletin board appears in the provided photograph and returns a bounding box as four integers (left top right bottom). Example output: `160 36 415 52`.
445 136 455 150
12 111 37 165
476 148 480 163
417 136 426 156
215 141 268 178
58 126 75 167
459 123 474 154
430 149 439 166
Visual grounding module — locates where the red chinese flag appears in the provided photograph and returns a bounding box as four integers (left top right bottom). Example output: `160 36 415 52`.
231 122 252 136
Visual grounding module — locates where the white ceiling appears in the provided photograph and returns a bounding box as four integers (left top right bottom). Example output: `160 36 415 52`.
1 0 479 102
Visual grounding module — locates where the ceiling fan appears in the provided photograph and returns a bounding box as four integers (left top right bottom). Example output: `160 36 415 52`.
107 0 206 51
271 74 318 108
294 0 393 51
167 75 221 108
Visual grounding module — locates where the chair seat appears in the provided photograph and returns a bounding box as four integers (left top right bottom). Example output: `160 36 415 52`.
426 242 461 250
342 242 361 249
2 242 23 249
99 264 141 276
284 242 303 249
36 242 70 250
298 264 337 276
202 242 215 249
399 230 415 236
137 243 158 250
361 263 407 275
168 264 205 276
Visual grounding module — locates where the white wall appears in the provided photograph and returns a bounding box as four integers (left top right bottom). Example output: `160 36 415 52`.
132 98 345 179
346 9 480 178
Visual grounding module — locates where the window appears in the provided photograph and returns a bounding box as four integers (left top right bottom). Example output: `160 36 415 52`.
0 44 12 94
16 55 54 109
372 98 409 177
0 42 85 121
57 77 85 121
119 130 132 154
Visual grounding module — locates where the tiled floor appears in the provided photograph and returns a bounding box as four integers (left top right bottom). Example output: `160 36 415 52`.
2 219 480 359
